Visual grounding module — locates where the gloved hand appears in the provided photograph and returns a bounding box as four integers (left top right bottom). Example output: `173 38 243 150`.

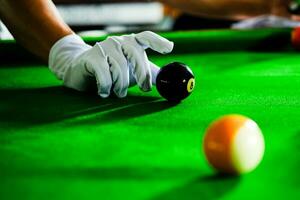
49 31 174 98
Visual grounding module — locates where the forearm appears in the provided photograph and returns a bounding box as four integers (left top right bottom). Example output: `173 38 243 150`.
159 0 290 20
0 0 73 61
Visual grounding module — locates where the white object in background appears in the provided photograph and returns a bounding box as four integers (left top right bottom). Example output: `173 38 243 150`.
77 30 108 38
232 15 300 29
0 21 14 40
57 3 164 26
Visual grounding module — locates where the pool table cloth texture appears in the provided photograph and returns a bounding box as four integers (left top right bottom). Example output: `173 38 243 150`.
0 29 299 200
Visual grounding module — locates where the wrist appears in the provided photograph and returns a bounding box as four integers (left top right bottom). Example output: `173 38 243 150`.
49 34 91 80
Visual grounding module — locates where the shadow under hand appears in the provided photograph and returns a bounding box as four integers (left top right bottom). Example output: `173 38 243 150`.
153 173 240 200
1 166 200 181
0 86 175 128
68 99 178 126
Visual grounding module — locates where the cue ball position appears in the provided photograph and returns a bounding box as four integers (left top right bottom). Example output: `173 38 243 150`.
156 62 195 102
203 114 265 175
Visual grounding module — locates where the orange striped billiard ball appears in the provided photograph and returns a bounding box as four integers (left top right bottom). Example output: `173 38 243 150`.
203 115 265 175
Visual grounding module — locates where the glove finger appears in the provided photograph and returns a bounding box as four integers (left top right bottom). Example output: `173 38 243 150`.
149 62 160 85
98 37 130 97
128 61 160 86
128 62 136 87
123 44 152 92
88 61 112 98
108 56 129 98
135 31 174 54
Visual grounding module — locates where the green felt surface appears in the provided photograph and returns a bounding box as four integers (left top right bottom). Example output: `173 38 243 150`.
1 29 300 199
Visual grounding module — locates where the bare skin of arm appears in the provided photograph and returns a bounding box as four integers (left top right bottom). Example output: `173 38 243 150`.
159 0 291 20
0 0 73 61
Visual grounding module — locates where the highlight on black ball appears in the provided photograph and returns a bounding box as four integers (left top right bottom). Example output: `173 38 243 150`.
156 62 195 102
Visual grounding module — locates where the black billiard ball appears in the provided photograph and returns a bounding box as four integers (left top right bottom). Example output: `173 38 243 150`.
156 62 195 102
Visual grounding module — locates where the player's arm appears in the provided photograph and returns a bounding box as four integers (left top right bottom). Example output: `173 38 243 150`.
0 0 73 61
159 0 291 20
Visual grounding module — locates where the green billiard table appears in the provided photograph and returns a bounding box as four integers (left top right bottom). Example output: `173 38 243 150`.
1 29 300 199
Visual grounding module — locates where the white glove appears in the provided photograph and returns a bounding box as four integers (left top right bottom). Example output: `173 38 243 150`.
49 31 173 98
232 15 300 29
